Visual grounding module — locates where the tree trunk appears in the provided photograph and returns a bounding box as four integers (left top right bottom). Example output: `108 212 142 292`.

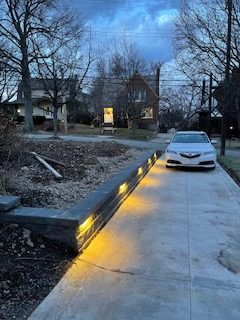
236 91 240 131
53 104 59 139
21 45 34 132
22 75 34 132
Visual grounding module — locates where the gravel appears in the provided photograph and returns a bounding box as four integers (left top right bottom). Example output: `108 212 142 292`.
5 140 145 208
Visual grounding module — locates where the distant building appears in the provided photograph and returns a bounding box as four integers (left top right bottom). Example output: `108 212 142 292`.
115 70 160 131
212 68 240 137
197 99 222 135
197 68 240 137
2 78 88 124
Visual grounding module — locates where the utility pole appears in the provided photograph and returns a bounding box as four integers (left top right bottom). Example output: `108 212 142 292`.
220 0 233 156
156 65 160 132
208 73 213 138
201 79 206 106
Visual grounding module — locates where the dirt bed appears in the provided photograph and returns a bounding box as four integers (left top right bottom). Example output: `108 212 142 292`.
0 223 75 320
5 140 144 208
0 140 145 320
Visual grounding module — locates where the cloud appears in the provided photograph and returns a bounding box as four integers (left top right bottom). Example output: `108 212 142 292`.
63 0 179 61
156 9 178 26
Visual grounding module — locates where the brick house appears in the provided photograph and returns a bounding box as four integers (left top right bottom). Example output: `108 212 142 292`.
115 71 160 131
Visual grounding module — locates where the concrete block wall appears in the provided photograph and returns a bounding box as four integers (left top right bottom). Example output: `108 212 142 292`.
0 150 160 252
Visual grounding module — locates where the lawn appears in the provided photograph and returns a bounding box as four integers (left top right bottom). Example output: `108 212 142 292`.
67 124 156 140
225 138 240 150
115 127 156 140
67 123 102 135
218 155 240 185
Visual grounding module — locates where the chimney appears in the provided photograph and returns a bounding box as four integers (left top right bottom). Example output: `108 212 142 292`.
156 67 160 97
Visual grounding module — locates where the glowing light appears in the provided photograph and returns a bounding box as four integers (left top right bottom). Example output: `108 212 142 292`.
154 153 157 159
17 109 21 113
119 183 127 194
148 158 152 165
79 216 93 233
138 167 143 176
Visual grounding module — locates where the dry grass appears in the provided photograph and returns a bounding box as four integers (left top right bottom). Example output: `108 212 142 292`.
0 113 24 193
218 156 240 186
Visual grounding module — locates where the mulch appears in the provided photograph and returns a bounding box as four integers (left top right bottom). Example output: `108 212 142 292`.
0 223 75 320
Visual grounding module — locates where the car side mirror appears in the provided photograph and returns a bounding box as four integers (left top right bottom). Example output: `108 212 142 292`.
165 139 171 144
210 139 217 144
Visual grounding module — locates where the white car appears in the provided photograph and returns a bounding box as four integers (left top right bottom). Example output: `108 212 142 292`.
165 131 217 169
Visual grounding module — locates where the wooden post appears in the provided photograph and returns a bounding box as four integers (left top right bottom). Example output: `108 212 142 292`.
63 95 68 135
207 73 213 138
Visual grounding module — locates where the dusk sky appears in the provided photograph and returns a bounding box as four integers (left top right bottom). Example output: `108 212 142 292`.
64 0 179 62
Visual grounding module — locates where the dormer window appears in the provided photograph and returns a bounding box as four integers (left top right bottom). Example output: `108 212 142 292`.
133 90 147 102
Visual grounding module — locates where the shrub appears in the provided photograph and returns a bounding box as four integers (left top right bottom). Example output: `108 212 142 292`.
0 169 16 195
0 112 23 167
33 115 46 125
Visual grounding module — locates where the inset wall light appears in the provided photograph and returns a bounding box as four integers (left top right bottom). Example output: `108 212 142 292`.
138 167 143 176
79 216 93 233
119 183 127 194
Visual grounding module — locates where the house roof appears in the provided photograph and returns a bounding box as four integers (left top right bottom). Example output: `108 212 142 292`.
4 97 52 106
129 73 159 99
17 78 78 98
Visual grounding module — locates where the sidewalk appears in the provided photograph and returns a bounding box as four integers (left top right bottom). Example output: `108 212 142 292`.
28 159 240 320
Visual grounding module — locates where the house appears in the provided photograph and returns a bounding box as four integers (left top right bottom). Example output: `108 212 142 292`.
2 77 89 127
212 68 240 137
115 70 160 131
197 99 222 135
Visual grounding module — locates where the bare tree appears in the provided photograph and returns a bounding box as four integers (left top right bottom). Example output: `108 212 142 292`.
0 0 80 131
108 38 151 131
89 59 108 117
174 0 240 81
90 37 161 132
160 84 202 129
0 57 19 108
35 32 94 138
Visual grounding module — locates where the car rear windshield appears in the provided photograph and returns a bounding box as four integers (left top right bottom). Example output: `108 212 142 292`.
172 134 209 143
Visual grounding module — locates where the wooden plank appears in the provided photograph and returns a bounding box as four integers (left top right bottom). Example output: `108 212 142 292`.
31 152 62 179
28 152 66 166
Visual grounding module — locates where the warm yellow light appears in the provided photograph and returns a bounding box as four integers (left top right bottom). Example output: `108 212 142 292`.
119 183 127 194
138 167 143 176
79 216 93 233
148 158 152 165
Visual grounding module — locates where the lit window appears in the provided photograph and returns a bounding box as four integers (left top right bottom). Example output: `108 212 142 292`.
141 107 153 119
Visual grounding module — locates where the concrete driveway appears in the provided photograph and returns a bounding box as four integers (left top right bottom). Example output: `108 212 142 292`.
29 159 240 320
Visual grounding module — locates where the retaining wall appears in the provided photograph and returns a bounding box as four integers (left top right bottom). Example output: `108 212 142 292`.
0 150 160 252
